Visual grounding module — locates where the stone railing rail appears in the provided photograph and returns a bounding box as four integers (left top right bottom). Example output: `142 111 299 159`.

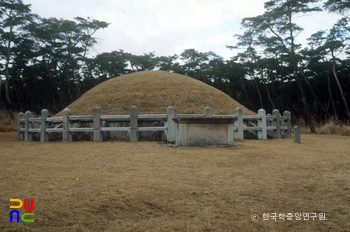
17 106 291 142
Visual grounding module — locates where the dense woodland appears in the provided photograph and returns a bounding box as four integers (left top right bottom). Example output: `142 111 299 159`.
0 0 349 132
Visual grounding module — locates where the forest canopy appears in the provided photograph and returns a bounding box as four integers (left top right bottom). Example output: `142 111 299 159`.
0 0 349 133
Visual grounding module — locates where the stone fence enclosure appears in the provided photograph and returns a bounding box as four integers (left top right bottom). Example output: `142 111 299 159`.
17 106 291 146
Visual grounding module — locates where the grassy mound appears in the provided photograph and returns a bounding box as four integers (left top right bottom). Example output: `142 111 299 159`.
57 70 255 116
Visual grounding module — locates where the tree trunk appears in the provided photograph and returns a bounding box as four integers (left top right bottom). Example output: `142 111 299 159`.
286 11 315 133
44 58 58 113
327 70 337 119
0 79 2 110
4 30 14 119
250 49 275 109
331 49 350 120
299 69 331 119
270 78 281 110
295 71 316 133
260 71 275 109
254 77 263 108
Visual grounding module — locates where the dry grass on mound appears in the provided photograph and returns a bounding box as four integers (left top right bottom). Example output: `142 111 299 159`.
57 71 255 116
1 133 349 231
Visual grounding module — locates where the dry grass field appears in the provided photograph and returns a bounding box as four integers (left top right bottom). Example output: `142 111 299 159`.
0 112 17 132
1 132 349 231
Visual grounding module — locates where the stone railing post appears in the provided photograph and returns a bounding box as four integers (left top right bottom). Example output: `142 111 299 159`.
234 107 244 139
63 108 72 142
129 106 138 142
17 112 25 141
284 111 291 138
204 106 212 117
24 111 33 141
167 106 175 143
93 106 102 141
273 109 281 138
40 109 49 142
294 126 301 143
257 109 267 140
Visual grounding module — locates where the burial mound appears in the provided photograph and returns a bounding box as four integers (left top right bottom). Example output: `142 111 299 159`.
58 70 255 115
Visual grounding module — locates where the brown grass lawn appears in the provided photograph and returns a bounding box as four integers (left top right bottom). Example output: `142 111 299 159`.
0 132 349 232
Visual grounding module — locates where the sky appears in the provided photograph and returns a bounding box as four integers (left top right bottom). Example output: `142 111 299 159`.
26 0 342 60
